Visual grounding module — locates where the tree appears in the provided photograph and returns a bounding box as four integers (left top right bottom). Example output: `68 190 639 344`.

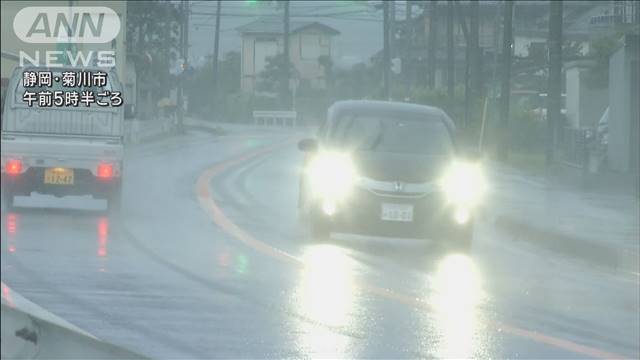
186 51 240 116
257 54 295 95
333 62 381 100
454 2 471 126
427 1 438 89
317 55 334 91
126 1 181 118
282 0 291 108
447 1 454 99
585 35 620 88
211 0 222 117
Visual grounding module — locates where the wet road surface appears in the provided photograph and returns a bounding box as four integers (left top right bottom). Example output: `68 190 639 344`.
1 129 639 359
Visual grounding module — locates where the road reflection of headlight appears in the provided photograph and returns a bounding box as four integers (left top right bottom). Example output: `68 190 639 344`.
431 254 486 359
299 244 355 326
439 161 487 208
307 152 357 201
453 207 471 225
293 244 358 357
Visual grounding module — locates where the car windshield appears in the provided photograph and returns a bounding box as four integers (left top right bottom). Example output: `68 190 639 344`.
334 114 453 155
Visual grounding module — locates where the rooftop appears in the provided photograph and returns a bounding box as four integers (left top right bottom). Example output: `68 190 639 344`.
236 18 340 35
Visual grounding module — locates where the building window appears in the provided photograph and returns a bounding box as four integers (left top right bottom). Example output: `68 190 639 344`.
254 39 278 74
300 34 327 60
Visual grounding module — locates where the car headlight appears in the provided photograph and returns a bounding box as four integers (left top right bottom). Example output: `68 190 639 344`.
439 161 487 208
307 151 357 201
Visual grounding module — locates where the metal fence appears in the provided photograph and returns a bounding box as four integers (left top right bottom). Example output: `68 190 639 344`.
559 126 591 169
252 111 297 127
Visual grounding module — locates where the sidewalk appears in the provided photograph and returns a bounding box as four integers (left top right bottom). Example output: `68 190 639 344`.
487 162 640 273
183 117 314 138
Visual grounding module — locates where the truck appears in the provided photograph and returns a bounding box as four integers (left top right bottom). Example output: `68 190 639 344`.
1 66 124 212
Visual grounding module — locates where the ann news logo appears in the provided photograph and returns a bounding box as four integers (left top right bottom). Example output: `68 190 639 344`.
13 7 120 67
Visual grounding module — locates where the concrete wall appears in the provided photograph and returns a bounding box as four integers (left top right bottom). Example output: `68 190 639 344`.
580 81 608 127
607 35 639 174
565 67 580 127
565 64 608 128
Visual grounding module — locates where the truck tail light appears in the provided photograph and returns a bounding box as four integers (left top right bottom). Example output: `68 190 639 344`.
97 163 114 178
6 159 22 175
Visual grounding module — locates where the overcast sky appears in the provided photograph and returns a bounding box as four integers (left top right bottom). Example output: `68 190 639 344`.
188 1 416 69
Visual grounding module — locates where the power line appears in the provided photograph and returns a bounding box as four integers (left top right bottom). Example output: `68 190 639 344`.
190 9 374 17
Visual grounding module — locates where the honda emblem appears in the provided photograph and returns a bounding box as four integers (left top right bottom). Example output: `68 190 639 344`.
394 181 404 192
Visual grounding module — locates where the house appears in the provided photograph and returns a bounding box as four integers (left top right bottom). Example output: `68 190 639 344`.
236 18 339 94
514 1 638 58
399 1 636 90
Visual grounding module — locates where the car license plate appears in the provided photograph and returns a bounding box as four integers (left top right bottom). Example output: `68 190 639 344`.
44 168 74 185
381 203 414 222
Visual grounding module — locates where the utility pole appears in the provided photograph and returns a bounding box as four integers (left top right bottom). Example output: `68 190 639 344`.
498 0 513 161
177 0 189 132
470 0 481 104
405 0 411 23
390 0 396 58
465 38 471 126
427 1 437 89
282 0 290 109
454 2 470 126
547 0 563 168
211 0 221 121
405 0 411 93
447 1 454 100
383 0 390 100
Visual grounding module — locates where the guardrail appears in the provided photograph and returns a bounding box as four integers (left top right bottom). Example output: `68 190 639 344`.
253 110 297 127
1 283 143 359
123 116 177 144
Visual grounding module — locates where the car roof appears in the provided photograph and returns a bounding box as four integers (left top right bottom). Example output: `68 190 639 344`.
328 100 456 132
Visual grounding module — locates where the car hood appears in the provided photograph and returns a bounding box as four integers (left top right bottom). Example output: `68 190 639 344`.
352 151 451 183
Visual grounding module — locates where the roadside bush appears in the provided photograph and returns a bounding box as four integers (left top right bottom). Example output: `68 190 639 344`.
295 95 332 126
221 93 253 123
409 86 467 125
251 94 280 112
207 93 280 123
509 107 545 152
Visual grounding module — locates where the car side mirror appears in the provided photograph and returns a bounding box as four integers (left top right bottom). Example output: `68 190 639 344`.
298 138 318 152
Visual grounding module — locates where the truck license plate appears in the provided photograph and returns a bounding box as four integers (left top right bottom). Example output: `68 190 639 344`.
381 203 414 222
44 168 74 185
